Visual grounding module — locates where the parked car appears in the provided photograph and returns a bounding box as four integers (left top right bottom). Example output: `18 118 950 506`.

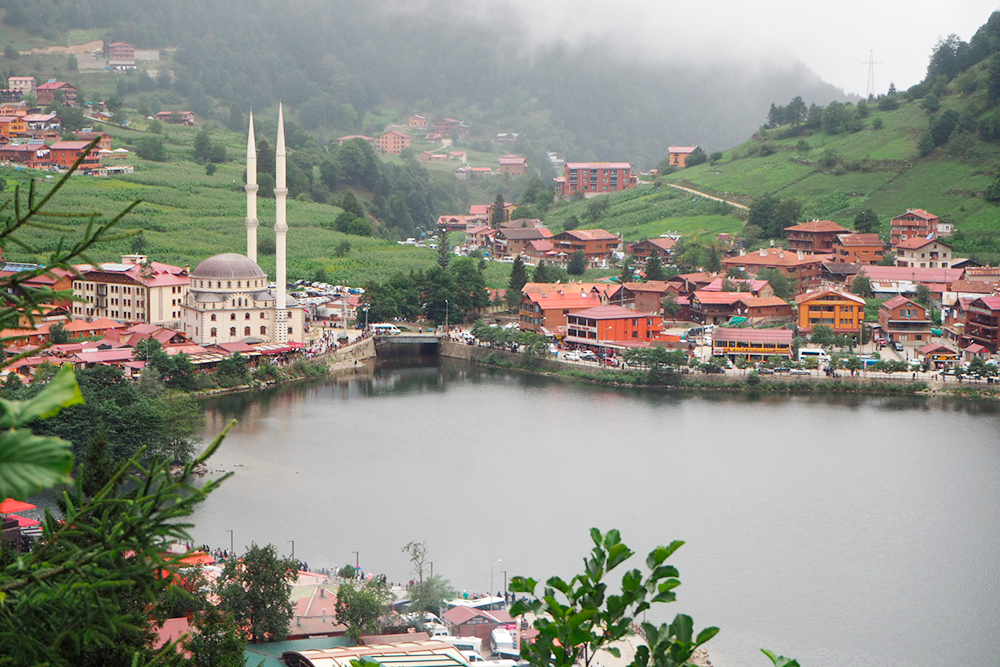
774 367 791 374
703 364 724 374
758 368 775 375
789 368 810 375
563 351 582 362
578 350 598 361
893 341 904 351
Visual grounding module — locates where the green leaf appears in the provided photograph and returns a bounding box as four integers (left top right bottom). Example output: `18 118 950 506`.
0 429 73 500
669 613 693 644
761 649 800 667
695 626 720 647
606 543 634 570
605 647 620 658
0 364 83 428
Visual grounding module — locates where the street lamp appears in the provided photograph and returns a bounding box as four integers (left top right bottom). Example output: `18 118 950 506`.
352 551 359 572
226 529 233 554
444 299 449 332
429 562 434 578
289 540 295 560
501 570 507 598
363 305 369 331
490 559 502 602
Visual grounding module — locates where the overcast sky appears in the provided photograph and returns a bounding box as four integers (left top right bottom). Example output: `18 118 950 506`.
446 1 997 96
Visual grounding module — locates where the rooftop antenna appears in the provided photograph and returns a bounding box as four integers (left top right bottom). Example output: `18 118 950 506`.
863 50 882 101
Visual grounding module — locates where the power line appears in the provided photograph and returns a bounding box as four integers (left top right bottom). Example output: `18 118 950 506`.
862 50 882 100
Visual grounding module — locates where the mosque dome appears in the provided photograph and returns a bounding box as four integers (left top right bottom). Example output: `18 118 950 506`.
191 253 266 280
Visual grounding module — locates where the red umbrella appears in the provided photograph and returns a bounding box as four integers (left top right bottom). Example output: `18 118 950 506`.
7 514 40 528
0 498 36 514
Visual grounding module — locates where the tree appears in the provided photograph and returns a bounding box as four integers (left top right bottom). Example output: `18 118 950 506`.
585 197 611 223
618 257 633 283
135 136 167 161
853 209 880 234
49 321 69 344
217 543 297 643
878 252 896 266
407 575 456 618
335 239 351 257
567 250 586 276
914 282 932 307
685 147 708 166
438 232 450 269
490 193 507 228
507 256 530 308
3 44 17 60
645 255 666 281
851 272 873 298
335 578 393 642
662 293 681 319
756 268 793 301
186 605 247 667
985 175 1000 204
809 324 836 347
403 540 430 583
747 193 801 239
511 529 721 667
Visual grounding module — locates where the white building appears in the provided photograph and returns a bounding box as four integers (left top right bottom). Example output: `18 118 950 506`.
71 255 189 328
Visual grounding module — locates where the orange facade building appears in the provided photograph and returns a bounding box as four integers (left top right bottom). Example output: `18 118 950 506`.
890 209 939 245
834 233 885 264
795 288 865 336
667 146 697 168
565 305 663 345
559 162 635 196
376 131 410 154
50 141 100 170
784 220 849 254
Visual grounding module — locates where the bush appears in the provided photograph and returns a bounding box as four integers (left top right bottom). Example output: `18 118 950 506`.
134 136 167 161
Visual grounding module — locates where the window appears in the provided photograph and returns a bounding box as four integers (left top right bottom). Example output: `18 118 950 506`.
260 326 267 335
210 327 217 337
229 327 236 336
244 326 250 336
260 312 266 319
210 314 216 321
245 313 251 320
230 313 236 320
288 327 293 335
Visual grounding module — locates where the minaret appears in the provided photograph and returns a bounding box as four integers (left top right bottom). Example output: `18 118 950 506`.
273 104 289 343
245 110 259 262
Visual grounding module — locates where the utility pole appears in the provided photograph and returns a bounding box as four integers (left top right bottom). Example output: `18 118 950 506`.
862 50 882 100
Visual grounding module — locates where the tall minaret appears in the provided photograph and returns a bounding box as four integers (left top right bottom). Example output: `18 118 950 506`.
273 104 289 343
245 110 259 262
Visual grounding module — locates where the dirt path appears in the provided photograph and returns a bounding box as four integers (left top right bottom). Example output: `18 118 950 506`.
21 40 103 56
665 183 748 210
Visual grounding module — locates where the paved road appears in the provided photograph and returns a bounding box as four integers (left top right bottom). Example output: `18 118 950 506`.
665 183 749 210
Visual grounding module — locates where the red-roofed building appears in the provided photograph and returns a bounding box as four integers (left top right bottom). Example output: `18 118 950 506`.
376 130 410 155
35 81 77 106
957 295 1000 354
519 288 610 333
795 288 865 336
711 327 793 363
702 278 774 298
622 282 674 315
667 146 698 168
878 296 931 345
916 342 959 369
690 291 746 325
498 154 526 176
155 111 195 125
71 255 190 328
784 220 849 254
894 235 952 269
565 305 663 346
834 233 886 264
408 115 427 128
551 229 620 265
734 296 792 323
627 237 677 261
721 248 824 292
559 162 635 197
891 209 939 245
50 141 100 170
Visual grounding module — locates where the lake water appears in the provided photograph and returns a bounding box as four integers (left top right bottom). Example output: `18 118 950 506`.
190 355 1000 667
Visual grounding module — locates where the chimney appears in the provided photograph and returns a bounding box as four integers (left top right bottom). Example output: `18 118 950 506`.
740 248 746 256
797 251 804 260
296 615 301 626
323 609 327 622
759 248 767 257
779 250 784 259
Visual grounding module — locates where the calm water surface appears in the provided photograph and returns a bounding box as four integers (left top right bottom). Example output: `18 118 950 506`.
190 355 1000 667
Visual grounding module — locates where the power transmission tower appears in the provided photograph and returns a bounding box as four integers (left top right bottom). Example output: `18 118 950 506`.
863 50 882 100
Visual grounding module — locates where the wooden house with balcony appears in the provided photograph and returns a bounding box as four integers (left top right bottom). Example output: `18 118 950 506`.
878 296 931 345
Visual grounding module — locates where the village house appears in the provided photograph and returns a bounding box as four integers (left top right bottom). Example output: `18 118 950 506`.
551 229 620 265
702 278 775 298
795 288 866 337
894 235 952 269
35 81 77 106
955 295 1000 354
470 201 517 227
859 265 964 298
434 118 469 138
0 115 27 138
666 146 697 168
521 239 559 266
833 233 885 264
376 130 410 155
891 209 939 245
407 114 427 128
464 225 496 252
711 327 793 363
106 42 136 70
820 262 863 285
565 305 664 347
75 131 113 152
71 255 190 329
721 247 824 292
493 226 552 259
7 76 35 95
518 286 614 334
627 237 676 262
622 282 674 315
878 296 931 345
23 112 60 132
666 272 717 296
559 162 635 197
733 296 792 324
155 110 195 125
784 220 849 254
50 141 101 170
498 154 526 176
0 89 21 104
962 266 1000 282
689 291 746 325
0 143 51 168
916 342 960 369
496 132 519 143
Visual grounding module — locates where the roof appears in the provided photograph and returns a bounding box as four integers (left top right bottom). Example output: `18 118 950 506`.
565 162 632 170
972 295 1000 310
499 228 547 241
784 220 849 234
893 209 938 221
524 291 604 310
713 327 792 344
917 342 956 355
190 253 265 279
556 229 619 242
50 141 94 150
881 295 920 310
380 130 410 139
894 235 951 250
703 278 770 293
692 291 745 305
858 266 964 283
36 81 72 91
821 262 863 276
569 305 654 320
836 233 884 247
668 146 698 154
965 343 987 353
795 288 866 305
629 237 677 252
624 281 672 293
736 296 789 308
442 606 513 625
287 640 470 667
722 248 823 267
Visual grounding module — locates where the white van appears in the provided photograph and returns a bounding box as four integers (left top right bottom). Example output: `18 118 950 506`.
798 347 830 364
371 323 402 335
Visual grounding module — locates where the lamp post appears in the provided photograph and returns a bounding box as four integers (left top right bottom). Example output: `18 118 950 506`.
352 551 359 574
226 529 233 554
490 558 502 602
501 570 507 599
363 305 369 331
444 299 449 332
289 540 295 560
429 562 434 578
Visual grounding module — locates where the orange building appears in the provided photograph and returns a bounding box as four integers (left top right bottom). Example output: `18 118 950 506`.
407 115 427 128
721 247 824 292
795 288 866 336
667 146 697 168
551 229 620 263
559 162 635 196
376 130 410 155
498 154 526 176
0 115 26 138
518 288 611 333
50 141 101 170
834 233 885 264
878 296 931 344
784 220 849 254
891 209 939 245
565 305 663 345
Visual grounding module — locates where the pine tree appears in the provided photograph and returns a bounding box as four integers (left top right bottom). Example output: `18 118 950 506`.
507 256 530 309
438 232 450 269
619 257 633 283
490 193 507 228
567 250 586 276
853 209 880 234
645 254 666 281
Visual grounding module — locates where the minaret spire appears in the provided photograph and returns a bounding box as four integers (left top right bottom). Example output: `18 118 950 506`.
273 104 289 343
245 109 259 262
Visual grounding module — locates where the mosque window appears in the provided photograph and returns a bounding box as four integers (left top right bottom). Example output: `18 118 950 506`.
260 312 266 319
245 313 251 320
260 326 267 335
244 326 250 336
237 281 241 288
210 328 217 337
210 314 216 321
217 281 221 288
230 313 236 320
227 281 232 288
229 327 236 336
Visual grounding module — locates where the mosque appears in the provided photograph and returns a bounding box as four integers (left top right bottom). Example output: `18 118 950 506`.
181 107 305 345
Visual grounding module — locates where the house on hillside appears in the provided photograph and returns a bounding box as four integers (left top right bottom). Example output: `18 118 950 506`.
834 233 886 264
667 146 697 168
376 131 410 155
551 229 620 265
35 81 77 106
498 154 526 176
795 288 865 337
627 237 676 262
878 296 931 345
891 209 939 245
50 141 101 170
559 162 635 197
106 42 136 70
407 115 427 128
721 247 824 292
7 76 35 95
155 110 195 125
894 235 952 269
784 220 849 254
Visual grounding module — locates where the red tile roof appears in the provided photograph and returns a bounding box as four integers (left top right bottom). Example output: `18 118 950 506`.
893 209 937 220
668 146 697 154
713 327 792 344
894 235 950 250
736 296 788 308
881 295 917 310
858 266 963 284
570 305 654 320
836 233 884 247
785 220 849 233
558 229 619 241
794 288 866 305
692 291 745 305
